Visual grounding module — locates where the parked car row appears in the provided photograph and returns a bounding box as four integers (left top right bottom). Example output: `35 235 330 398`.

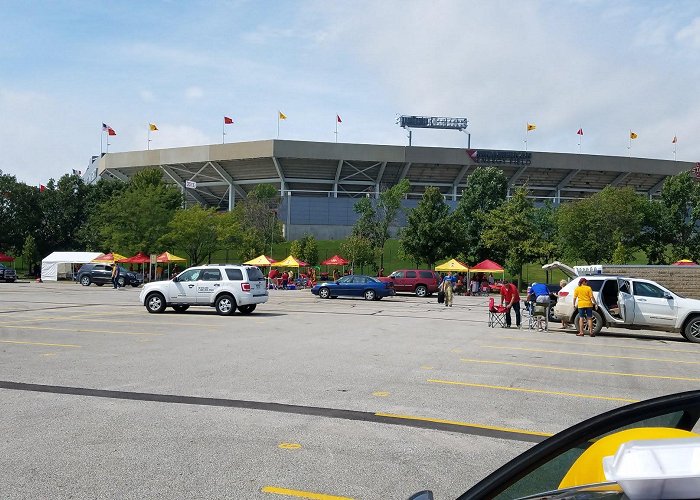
76 263 142 287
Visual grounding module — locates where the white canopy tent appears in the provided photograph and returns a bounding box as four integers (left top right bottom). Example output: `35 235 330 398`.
41 251 103 281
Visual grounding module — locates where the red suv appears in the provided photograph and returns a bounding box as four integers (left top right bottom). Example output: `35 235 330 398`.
378 269 440 297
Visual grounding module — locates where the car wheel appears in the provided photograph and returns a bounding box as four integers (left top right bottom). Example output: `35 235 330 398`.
364 289 376 301
146 293 166 314
239 304 256 314
118 277 125 287
172 305 189 313
80 275 91 286
215 294 236 316
8 279 15 283
415 285 427 297
319 287 331 299
582 310 603 335
683 315 700 343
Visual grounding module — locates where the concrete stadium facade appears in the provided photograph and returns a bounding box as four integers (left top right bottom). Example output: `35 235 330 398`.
91 139 695 240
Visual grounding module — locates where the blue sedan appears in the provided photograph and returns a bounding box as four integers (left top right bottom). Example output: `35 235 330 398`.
311 275 395 300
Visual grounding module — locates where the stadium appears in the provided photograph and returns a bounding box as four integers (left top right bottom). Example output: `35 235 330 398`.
87 138 695 240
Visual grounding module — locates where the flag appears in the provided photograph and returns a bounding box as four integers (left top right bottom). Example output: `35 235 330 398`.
102 123 116 136
337 114 342 123
39 184 46 192
72 169 82 175
149 123 158 131
672 135 677 144
278 111 287 120
630 131 638 139
577 128 583 136
224 116 234 124
527 123 536 131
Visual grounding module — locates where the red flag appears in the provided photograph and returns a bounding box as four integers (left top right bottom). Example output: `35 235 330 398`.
337 115 342 123
576 128 583 136
224 116 234 124
102 123 116 136
39 184 46 192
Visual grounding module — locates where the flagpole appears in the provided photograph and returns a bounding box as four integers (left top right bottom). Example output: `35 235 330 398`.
106 131 110 153
100 128 104 155
222 119 225 144
577 127 581 154
524 124 528 152
148 126 151 151
335 116 338 143
628 130 631 157
673 134 677 161
277 112 280 139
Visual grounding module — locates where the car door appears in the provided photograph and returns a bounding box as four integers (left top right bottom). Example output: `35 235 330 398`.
351 276 368 296
334 275 353 296
631 280 677 326
405 270 417 291
94 265 110 284
617 278 635 324
168 268 201 304
244 267 267 298
390 271 406 292
197 268 223 304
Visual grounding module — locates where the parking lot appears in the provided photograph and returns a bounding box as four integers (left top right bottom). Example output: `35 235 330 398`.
2 281 700 499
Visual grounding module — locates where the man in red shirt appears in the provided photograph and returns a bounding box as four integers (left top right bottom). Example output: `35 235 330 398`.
500 278 521 328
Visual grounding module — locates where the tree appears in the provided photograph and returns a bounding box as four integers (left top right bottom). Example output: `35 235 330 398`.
21 234 38 273
481 187 539 284
161 205 239 265
658 172 700 261
290 234 319 265
232 184 283 260
92 168 182 254
349 179 410 268
557 187 645 264
531 201 559 265
0 170 41 254
341 235 376 272
455 167 508 263
400 186 459 268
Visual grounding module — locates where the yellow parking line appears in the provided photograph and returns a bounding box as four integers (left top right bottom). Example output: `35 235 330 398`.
261 486 354 500
427 379 639 403
375 412 553 438
498 335 700 354
460 358 700 382
0 340 80 348
0 325 162 336
481 345 700 365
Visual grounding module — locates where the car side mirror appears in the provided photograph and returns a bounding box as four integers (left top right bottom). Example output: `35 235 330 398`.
408 491 434 500
664 292 673 300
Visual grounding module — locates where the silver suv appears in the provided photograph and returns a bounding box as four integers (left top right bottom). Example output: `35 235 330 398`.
139 264 268 315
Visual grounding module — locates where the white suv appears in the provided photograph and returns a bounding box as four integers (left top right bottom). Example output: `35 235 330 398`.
139 264 268 315
553 275 700 343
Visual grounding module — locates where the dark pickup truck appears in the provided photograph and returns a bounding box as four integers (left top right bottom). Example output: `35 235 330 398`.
0 263 17 282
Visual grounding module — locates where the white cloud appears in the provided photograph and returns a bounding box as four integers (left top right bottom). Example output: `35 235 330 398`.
139 90 155 102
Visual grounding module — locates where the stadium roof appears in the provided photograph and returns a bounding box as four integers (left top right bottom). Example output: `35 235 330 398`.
95 139 694 209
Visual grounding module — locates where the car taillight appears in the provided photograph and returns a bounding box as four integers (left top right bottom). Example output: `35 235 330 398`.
559 291 569 297
241 282 251 292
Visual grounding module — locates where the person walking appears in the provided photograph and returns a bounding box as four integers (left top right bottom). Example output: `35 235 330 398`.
441 272 455 307
500 278 521 328
574 277 597 336
111 264 120 290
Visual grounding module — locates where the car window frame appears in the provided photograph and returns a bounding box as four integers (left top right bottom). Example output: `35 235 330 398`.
225 268 244 281
406 271 417 278
632 281 666 298
177 269 201 282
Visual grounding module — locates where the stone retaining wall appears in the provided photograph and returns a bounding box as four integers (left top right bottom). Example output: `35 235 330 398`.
601 265 700 299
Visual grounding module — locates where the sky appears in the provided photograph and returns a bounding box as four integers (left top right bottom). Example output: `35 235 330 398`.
2 0 700 185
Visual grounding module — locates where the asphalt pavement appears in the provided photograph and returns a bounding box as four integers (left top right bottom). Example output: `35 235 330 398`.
1 281 699 499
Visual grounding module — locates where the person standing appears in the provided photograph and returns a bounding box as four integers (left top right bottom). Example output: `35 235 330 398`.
500 278 521 328
441 271 455 307
574 277 597 336
111 264 120 289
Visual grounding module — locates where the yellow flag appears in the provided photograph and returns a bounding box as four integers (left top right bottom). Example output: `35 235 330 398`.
149 123 158 131
279 111 287 120
630 131 638 139
527 123 536 131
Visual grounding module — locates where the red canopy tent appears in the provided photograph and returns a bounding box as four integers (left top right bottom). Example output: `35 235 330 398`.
0 252 15 262
470 259 504 272
322 255 349 266
672 259 698 266
118 252 150 264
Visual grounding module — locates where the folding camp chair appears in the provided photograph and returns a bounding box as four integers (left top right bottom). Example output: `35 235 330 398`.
488 297 507 328
527 298 550 331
